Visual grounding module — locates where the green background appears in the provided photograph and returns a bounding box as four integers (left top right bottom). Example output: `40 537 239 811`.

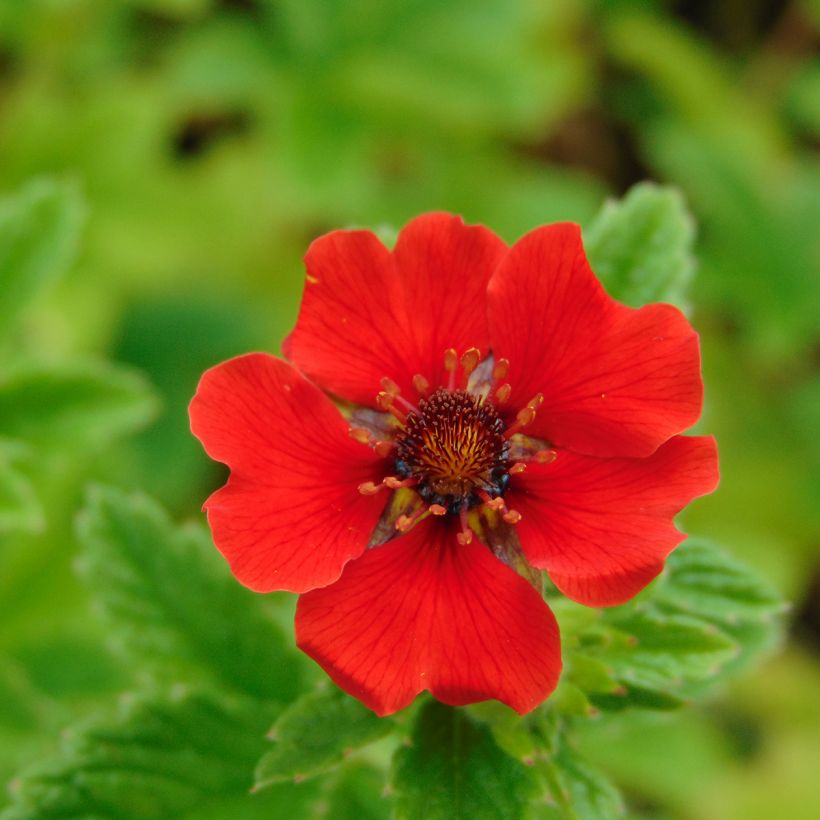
1 1 818 817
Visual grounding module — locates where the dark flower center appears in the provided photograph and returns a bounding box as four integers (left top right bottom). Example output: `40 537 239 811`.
393 388 509 513
352 347 554 543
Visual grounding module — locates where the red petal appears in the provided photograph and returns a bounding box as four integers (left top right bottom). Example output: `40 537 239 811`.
392 213 506 390
285 214 506 405
488 223 704 458
509 436 719 607
283 230 412 406
295 519 561 716
189 353 387 593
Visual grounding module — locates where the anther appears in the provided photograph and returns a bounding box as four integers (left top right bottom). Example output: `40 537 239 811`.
383 476 418 490
376 391 408 425
503 393 544 439
460 347 481 377
357 481 384 495
396 506 429 532
457 508 474 545
378 376 419 413
509 462 527 474
373 440 396 458
503 509 522 525
495 383 511 405
493 358 510 381
477 489 505 511
533 449 557 464
380 377 401 396
429 504 447 516
348 427 372 445
412 374 430 396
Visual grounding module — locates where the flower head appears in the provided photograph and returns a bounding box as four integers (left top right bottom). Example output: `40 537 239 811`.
189 213 719 716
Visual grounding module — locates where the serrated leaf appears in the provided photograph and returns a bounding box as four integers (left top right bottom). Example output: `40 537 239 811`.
597 611 738 691
391 700 537 820
0 462 43 534
545 746 625 820
589 685 685 712
584 182 695 310
254 686 393 789
75 487 301 701
0 689 315 820
319 763 392 820
467 701 540 763
0 361 158 451
0 178 84 340
655 539 786 625
565 654 620 696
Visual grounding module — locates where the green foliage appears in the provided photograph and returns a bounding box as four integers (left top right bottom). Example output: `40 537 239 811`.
0 688 305 820
76 487 302 702
0 459 43 535
0 362 158 452
584 182 695 311
0 179 84 343
556 539 784 714
391 700 537 820
0 1 811 814
255 686 394 789
653 539 787 626
542 745 625 820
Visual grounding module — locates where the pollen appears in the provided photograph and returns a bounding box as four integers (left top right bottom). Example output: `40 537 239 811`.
394 388 508 511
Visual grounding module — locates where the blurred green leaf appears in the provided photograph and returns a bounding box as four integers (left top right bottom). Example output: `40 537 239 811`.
0 178 84 341
596 610 738 692
319 763 392 820
0 462 43 534
254 686 393 790
584 182 695 310
655 539 787 626
0 361 158 451
0 688 309 820
543 745 625 820
391 700 537 819
75 487 302 702
558 540 785 711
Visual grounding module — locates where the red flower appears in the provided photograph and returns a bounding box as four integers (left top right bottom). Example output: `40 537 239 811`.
189 213 719 716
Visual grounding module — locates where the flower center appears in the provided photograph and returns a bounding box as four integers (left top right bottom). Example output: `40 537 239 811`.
394 388 508 513
351 347 555 544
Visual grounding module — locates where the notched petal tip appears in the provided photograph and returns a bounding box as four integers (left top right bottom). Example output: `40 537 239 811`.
510 435 720 608
189 353 388 594
295 520 562 716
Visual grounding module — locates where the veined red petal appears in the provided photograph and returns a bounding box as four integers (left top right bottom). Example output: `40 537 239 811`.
393 213 506 389
509 436 719 607
284 214 506 405
283 230 413 406
189 353 387 593
488 223 704 458
295 518 561 716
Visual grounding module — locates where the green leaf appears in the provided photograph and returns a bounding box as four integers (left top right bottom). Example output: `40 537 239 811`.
654 539 787 626
0 462 43 534
0 361 158 451
319 763 392 820
391 700 537 820
254 686 394 790
544 745 625 820
584 182 695 310
0 178 85 340
75 487 302 701
596 610 739 692
588 685 685 713
0 688 316 820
